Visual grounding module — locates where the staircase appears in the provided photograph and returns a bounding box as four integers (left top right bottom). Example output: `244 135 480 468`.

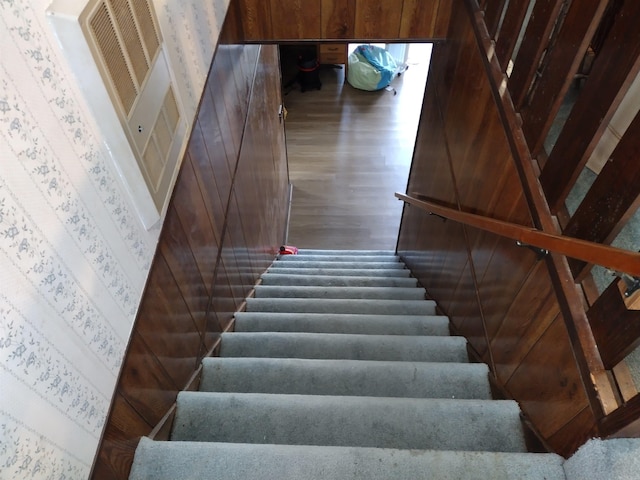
129 249 566 479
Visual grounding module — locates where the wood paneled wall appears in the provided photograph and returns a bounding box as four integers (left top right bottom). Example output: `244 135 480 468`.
90 29 289 480
397 1 598 457
233 0 452 41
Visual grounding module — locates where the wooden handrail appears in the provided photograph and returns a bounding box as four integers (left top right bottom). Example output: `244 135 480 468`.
397 192 640 277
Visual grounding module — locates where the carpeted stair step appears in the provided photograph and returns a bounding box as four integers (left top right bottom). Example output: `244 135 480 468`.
199 357 492 399
246 297 436 315
277 254 400 263
297 249 397 256
220 332 468 362
130 439 566 480
254 285 426 300
171 392 527 452
269 260 407 269
266 267 412 277
260 273 418 287
234 312 450 335
129 248 555 480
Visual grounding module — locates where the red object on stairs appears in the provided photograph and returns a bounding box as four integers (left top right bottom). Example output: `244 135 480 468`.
279 245 299 255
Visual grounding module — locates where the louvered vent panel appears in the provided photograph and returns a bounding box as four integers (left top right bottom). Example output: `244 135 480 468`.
108 0 149 86
47 0 186 225
164 87 180 133
89 2 137 114
142 137 164 190
130 0 160 61
154 112 172 157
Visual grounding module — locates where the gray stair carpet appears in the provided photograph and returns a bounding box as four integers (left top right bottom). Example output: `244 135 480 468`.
129 249 566 480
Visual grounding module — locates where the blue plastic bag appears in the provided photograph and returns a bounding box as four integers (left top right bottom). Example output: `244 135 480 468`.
349 45 397 91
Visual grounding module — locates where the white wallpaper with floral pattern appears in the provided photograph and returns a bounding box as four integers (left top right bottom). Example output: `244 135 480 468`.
0 0 229 477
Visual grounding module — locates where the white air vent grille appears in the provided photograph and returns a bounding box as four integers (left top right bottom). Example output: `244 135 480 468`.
89 2 138 114
48 0 188 227
107 0 149 86
129 0 160 61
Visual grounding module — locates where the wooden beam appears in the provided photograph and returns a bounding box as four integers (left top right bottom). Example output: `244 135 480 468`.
508 0 565 109
563 108 640 280
540 1 640 212
588 281 640 369
494 1 531 71
464 0 611 422
519 0 609 157
601 392 640 438
483 0 507 39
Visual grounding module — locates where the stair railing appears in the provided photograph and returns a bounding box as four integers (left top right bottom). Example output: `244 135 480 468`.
397 191 640 438
396 192 640 277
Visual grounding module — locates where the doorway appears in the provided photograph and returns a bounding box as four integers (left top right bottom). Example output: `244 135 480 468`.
281 43 432 250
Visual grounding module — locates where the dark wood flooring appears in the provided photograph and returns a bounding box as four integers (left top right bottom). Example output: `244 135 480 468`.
284 44 431 250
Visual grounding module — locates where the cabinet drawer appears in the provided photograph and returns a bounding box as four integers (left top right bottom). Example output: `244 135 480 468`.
319 44 347 64
319 43 346 55
320 53 347 64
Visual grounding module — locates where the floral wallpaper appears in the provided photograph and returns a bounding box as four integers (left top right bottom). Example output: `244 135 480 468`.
0 0 228 477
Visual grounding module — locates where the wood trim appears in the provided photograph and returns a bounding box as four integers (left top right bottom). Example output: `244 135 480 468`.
463 1 615 423
518 0 609 157
483 0 507 39
508 0 565 109
612 361 639 404
540 0 640 212
587 281 640 369
494 1 530 70
600 393 640 438
91 39 289 479
562 106 640 280
396 193 640 277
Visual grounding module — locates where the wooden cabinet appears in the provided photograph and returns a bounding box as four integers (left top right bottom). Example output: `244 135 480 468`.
400 0 440 39
234 0 449 41
236 0 272 40
354 0 402 39
270 0 321 40
321 0 356 39
318 43 348 65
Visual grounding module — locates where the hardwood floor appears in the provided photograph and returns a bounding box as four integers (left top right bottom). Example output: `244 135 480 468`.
284 44 431 250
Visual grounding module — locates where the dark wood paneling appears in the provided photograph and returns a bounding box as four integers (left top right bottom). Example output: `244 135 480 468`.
601 393 640 438
477 237 537 341
171 155 220 299
92 36 289 479
492 262 561 383
270 0 322 39
117 332 180 426
562 109 640 279
519 0 609 156
506 317 590 447
232 0 446 42
434 0 453 39
399 0 599 457
399 0 439 39
321 0 356 39
135 254 203 388
236 0 272 40
508 0 564 109
547 405 598 457
483 0 507 38
92 395 153 480
494 1 531 70
451 260 488 358
354 0 402 39
210 259 238 332
588 281 640 369
540 0 640 211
